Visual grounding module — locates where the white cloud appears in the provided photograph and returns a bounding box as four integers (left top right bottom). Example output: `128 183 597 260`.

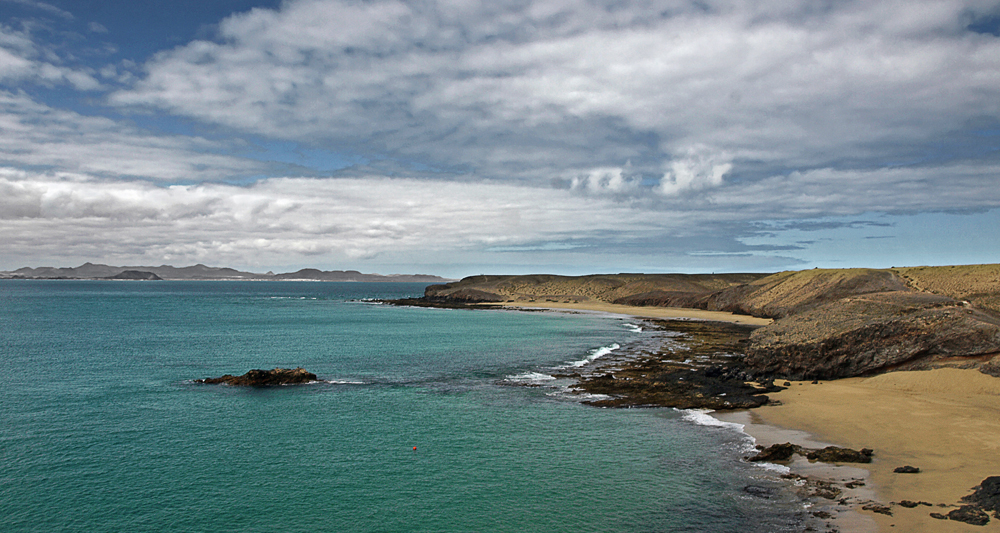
0 91 268 181
0 25 99 89
111 0 1000 184
0 170 677 267
658 147 732 195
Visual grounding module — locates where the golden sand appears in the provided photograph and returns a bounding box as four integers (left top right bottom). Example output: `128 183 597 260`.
489 300 773 326
747 369 1000 532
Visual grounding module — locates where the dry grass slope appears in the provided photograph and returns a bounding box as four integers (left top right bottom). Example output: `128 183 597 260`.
895 264 1000 315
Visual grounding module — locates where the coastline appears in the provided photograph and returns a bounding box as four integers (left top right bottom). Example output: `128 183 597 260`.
487 300 773 326
727 370 1000 532
501 300 1000 531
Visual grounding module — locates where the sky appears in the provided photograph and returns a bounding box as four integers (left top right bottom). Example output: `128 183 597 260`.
1 0 999 278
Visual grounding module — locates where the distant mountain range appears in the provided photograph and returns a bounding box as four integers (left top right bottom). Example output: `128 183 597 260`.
0 263 453 283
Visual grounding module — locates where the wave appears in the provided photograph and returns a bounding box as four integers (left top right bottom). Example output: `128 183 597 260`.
503 371 557 384
681 409 794 472
680 409 747 431
322 379 366 385
622 322 643 333
563 343 620 368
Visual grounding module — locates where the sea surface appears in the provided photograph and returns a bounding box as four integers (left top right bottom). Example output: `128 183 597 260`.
0 280 807 532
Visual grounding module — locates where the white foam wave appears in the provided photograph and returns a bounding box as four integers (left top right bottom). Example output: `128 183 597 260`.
504 372 556 384
322 379 366 385
565 343 620 368
622 323 643 333
754 462 791 474
680 409 746 432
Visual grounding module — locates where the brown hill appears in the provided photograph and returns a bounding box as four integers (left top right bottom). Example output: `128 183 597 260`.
417 265 1000 380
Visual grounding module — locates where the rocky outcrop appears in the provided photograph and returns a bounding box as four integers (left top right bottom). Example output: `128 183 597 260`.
744 291 1000 379
980 356 1000 377
747 443 801 462
962 477 1000 519
196 367 318 386
746 442 873 464
806 446 873 463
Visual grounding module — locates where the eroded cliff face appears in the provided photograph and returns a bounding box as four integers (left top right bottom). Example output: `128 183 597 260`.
744 292 1000 379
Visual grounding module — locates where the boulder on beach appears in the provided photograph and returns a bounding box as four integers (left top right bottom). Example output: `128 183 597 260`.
196 367 318 386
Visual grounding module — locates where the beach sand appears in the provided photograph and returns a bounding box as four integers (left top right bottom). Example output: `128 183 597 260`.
502 301 1000 530
491 300 773 326
732 369 1000 532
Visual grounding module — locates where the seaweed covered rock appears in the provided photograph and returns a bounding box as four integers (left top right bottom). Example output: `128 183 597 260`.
197 367 318 386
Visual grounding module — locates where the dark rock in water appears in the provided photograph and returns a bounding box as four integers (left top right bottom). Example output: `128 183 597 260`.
196 367 318 386
742 484 776 499
894 465 921 474
947 505 991 526
962 476 1000 515
805 446 873 463
747 442 800 462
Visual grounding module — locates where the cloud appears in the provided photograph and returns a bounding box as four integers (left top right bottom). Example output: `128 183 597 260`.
0 91 270 181
0 25 99 89
658 147 732 195
0 0 73 19
111 0 1000 186
0 170 680 268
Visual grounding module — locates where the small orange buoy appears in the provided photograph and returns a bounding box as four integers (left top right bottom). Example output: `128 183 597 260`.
413 446 417 451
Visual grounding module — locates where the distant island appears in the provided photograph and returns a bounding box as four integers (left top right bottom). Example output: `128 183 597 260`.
0 262 452 283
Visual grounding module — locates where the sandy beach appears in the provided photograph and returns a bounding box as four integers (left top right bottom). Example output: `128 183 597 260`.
508 300 1000 531
491 300 773 326
738 369 1000 532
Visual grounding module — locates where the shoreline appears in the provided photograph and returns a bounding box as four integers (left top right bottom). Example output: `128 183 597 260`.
487 300 773 326
502 300 1000 531
730 370 1000 532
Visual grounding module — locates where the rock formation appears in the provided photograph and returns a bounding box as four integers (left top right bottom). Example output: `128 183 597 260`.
196 367 318 386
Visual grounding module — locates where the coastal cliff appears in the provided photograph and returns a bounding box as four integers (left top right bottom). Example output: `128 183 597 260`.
413 265 1000 380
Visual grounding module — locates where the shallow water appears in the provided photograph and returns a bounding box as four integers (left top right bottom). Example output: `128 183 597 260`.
0 280 807 532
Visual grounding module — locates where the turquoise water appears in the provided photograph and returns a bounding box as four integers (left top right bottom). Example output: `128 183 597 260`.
0 281 804 532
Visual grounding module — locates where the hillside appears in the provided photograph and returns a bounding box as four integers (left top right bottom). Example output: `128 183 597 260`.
418 265 1000 380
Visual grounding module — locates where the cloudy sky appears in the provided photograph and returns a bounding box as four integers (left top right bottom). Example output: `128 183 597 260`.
1 0 998 277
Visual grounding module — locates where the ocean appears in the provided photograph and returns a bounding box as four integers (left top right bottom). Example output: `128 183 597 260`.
0 280 807 532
